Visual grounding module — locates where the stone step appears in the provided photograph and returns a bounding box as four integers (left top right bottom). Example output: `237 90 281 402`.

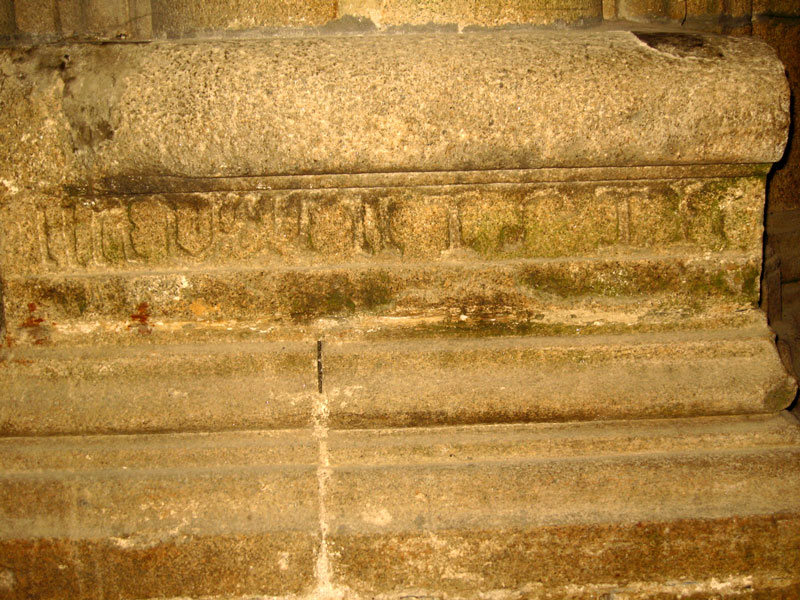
1 413 798 598
0 326 793 435
2 254 761 344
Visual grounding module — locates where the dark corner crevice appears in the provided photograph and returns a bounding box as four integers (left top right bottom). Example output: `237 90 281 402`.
0 273 6 342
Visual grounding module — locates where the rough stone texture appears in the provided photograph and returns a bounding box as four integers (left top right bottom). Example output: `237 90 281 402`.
0 33 786 189
323 327 794 427
754 0 800 17
0 255 764 340
12 0 57 35
0 49 78 195
0 326 792 434
607 0 754 34
0 13 797 600
0 0 13 36
331 516 800 598
151 0 337 36
326 415 800 596
10 0 152 39
614 0 752 21
338 0 602 27
0 178 766 276
1 414 798 599
0 341 319 434
0 429 319 598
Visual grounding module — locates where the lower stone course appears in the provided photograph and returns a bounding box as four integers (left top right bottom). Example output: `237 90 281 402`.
1 414 798 599
0 254 761 338
0 326 793 434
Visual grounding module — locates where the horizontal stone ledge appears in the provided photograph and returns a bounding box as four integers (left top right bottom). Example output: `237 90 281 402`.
322 326 795 428
1 177 765 278
0 326 794 434
1 254 761 338
327 447 800 535
328 483 800 597
1 415 799 598
0 30 789 192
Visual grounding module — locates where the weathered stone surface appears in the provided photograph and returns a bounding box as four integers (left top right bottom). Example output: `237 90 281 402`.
330 516 800 598
12 0 57 35
0 32 787 190
0 19 795 599
0 429 319 598
612 0 752 28
8 0 152 40
754 0 800 17
338 0 602 27
0 325 793 434
0 534 317 600
0 0 13 36
323 327 794 427
1 414 798 599
324 413 800 597
0 50 77 195
79 0 152 38
0 178 766 276
151 0 337 35
0 341 319 434
0 254 763 342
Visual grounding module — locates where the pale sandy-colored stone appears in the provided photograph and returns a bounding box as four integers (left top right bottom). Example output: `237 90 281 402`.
339 0 602 27
1 414 799 598
0 324 793 434
0 31 787 190
151 0 337 35
0 18 797 600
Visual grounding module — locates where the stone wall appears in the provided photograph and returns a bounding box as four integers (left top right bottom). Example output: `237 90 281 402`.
0 1 797 387
1 3 798 597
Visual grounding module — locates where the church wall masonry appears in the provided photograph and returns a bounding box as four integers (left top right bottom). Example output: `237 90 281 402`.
1 2 800 599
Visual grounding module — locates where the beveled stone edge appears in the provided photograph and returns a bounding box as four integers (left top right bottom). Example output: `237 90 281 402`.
71 164 771 197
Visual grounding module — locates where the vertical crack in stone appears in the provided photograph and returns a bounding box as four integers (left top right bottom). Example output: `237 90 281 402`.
317 340 324 394
310 340 348 600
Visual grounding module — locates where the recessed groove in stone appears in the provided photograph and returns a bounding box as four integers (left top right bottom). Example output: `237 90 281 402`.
317 340 324 394
74 164 770 196
0 17 795 598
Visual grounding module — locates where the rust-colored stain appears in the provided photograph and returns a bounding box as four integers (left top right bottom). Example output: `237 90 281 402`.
128 302 152 335
130 302 149 324
19 303 50 345
21 303 45 329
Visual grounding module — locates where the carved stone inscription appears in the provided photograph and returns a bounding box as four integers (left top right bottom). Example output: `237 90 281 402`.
0 178 762 276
